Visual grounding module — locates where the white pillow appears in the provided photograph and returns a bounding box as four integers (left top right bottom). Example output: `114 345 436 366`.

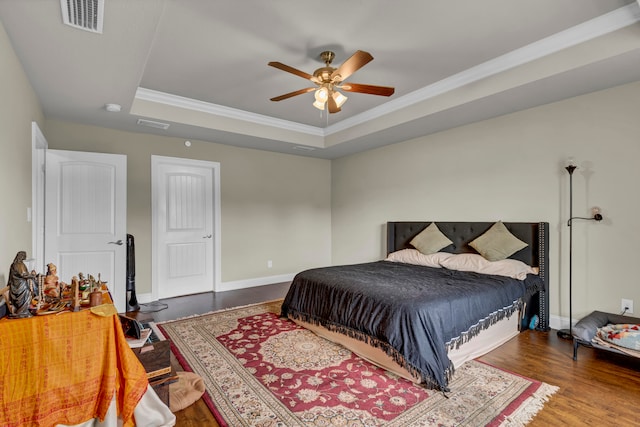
480 258 539 280
385 249 453 268
439 253 489 272
439 253 538 280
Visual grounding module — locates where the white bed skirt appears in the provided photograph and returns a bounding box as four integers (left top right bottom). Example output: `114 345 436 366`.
293 314 519 384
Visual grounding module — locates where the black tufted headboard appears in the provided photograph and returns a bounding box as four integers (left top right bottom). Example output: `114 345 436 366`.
387 221 550 331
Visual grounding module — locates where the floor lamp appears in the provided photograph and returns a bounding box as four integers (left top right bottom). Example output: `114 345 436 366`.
557 161 603 340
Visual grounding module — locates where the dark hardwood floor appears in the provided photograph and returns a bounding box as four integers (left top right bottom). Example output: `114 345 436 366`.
133 283 640 426
135 282 291 323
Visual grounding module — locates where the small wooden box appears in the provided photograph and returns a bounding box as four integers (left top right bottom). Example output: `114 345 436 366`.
133 340 171 379
150 379 170 406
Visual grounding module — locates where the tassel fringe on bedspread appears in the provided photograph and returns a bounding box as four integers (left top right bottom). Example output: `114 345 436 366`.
283 309 447 390
283 298 523 392
447 299 523 350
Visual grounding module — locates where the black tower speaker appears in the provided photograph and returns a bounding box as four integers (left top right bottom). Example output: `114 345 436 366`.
126 234 140 312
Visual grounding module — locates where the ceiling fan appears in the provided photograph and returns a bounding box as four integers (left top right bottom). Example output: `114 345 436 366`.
268 50 395 113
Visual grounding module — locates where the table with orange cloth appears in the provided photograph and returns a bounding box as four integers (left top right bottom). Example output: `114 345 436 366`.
0 306 160 427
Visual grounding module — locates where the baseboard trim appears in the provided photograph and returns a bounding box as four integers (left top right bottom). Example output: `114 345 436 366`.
135 293 154 304
217 273 295 292
549 314 577 331
134 274 294 304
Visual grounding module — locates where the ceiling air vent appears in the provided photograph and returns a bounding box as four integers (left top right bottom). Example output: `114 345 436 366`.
292 145 316 151
60 0 104 34
137 118 170 130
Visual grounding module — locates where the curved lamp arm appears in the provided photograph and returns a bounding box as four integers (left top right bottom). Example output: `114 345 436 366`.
567 209 603 226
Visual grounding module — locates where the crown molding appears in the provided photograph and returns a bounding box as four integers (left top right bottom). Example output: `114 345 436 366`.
135 4 639 144
134 87 325 137
325 3 640 135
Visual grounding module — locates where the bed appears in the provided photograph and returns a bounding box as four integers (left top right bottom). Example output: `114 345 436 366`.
281 221 549 391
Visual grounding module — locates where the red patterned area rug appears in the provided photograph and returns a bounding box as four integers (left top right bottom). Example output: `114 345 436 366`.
158 300 558 426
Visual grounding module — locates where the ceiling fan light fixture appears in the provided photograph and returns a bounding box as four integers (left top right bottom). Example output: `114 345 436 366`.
268 49 394 114
332 91 348 108
314 87 329 103
312 99 326 110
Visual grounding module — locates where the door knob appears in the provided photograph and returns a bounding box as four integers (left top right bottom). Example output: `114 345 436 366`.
108 240 124 245
203 235 212 239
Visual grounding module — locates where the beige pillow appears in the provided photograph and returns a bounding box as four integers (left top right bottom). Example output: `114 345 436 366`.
483 258 538 280
410 223 453 255
439 253 489 272
385 249 453 268
469 221 528 261
439 253 537 280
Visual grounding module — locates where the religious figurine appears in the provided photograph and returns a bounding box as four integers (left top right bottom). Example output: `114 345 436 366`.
44 263 60 298
7 251 37 318
70 276 80 311
88 274 96 290
78 272 89 291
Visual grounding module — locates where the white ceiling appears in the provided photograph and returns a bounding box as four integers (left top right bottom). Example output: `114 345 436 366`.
1 0 640 159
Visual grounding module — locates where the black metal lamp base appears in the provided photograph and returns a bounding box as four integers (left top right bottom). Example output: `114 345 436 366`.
126 290 140 312
557 328 573 340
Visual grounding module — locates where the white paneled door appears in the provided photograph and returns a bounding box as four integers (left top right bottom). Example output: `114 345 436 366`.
153 156 220 300
45 150 127 312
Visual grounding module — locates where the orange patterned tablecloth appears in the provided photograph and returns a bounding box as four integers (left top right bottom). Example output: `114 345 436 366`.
0 307 149 427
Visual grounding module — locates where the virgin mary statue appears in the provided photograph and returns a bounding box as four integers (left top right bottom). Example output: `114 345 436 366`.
7 251 36 318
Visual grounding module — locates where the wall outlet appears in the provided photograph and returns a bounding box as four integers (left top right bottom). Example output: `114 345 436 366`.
267 260 273 268
621 298 634 314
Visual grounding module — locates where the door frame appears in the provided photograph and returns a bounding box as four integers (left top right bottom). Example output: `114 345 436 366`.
31 122 48 273
151 155 221 301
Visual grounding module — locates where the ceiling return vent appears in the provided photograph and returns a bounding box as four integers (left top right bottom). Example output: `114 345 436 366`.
137 118 170 130
60 0 104 34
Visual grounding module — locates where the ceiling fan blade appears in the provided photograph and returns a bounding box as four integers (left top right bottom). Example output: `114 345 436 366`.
327 95 341 114
270 87 316 102
268 61 314 80
340 83 395 97
330 50 373 82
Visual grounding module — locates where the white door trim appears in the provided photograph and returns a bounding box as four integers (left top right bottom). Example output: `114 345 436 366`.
151 155 221 301
31 122 48 273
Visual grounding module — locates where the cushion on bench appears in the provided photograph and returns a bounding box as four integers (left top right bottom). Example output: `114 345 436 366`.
573 310 640 342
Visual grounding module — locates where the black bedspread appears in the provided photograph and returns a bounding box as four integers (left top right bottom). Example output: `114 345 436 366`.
281 260 543 391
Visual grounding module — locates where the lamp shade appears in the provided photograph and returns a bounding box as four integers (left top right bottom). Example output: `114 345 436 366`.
312 99 326 110
314 87 329 102
332 91 348 108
